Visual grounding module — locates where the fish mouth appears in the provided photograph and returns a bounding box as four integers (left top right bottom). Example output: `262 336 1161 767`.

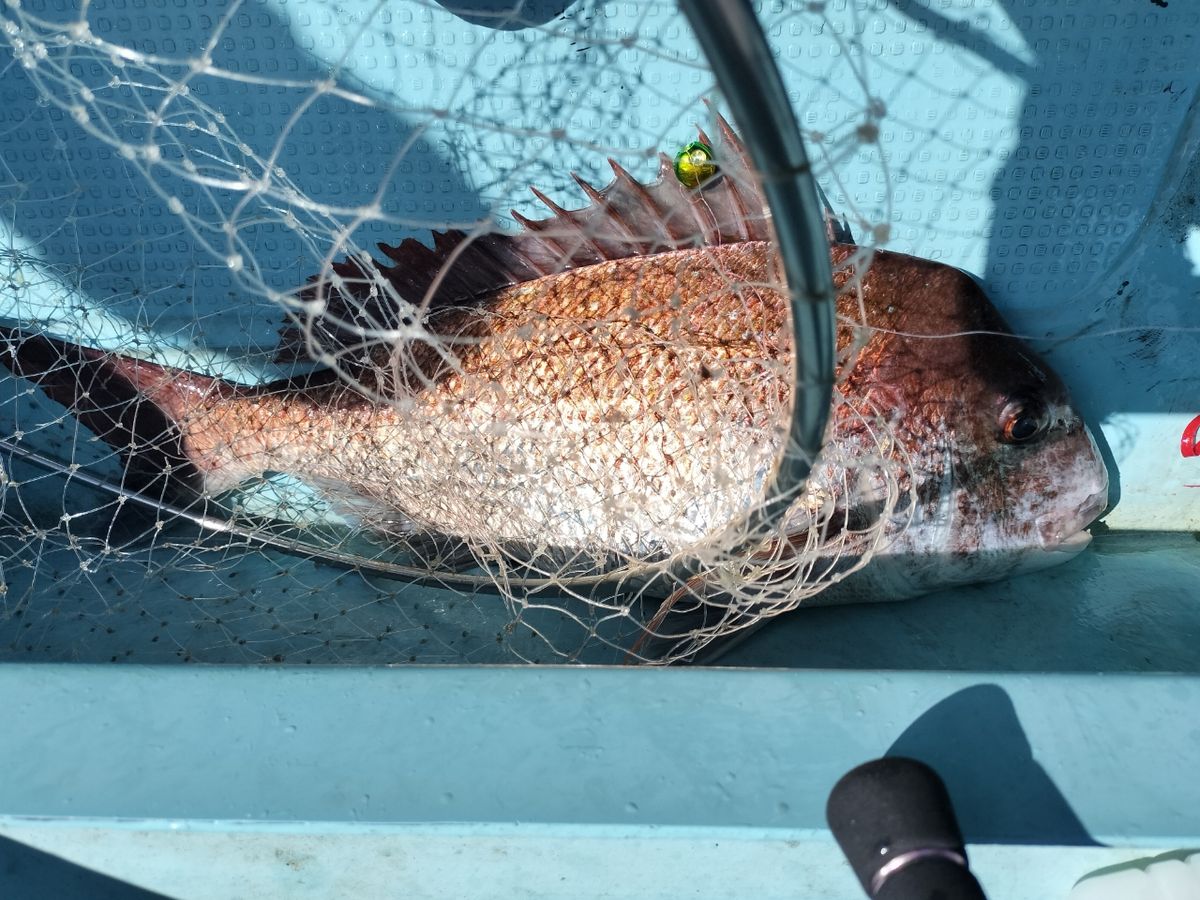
1035 486 1109 550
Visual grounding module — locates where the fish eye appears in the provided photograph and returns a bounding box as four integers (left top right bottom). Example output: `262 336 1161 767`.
999 397 1050 444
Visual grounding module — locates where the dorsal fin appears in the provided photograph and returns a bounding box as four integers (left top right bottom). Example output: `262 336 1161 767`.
277 110 773 364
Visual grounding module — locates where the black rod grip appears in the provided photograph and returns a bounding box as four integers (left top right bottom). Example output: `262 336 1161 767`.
826 757 987 900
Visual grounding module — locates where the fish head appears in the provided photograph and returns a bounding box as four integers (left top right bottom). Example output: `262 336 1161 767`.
830 247 1110 595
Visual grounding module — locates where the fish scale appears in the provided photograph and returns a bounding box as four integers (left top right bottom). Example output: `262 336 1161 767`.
203 243 789 555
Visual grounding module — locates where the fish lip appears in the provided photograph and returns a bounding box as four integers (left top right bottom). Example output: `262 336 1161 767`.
1055 529 1093 552
1035 487 1109 550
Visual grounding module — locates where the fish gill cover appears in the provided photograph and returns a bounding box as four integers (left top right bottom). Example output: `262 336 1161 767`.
0 0 1183 666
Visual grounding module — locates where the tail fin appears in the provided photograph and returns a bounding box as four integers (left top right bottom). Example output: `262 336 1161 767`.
0 327 223 499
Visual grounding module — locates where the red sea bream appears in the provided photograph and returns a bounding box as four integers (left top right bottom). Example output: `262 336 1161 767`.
0 119 1109 612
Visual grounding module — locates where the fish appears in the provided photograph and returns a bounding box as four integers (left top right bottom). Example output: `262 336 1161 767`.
0 115 1109 653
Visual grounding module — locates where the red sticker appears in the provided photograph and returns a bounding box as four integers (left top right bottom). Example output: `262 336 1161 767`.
1182 414 1200 458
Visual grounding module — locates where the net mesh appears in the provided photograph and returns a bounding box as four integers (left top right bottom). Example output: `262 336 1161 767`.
0 0 1192 665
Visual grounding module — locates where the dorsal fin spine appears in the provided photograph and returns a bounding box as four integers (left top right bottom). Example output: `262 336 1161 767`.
530 186 569 216
609 159 672 245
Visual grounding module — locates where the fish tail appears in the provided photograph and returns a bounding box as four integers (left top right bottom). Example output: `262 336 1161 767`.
0 327 235 499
